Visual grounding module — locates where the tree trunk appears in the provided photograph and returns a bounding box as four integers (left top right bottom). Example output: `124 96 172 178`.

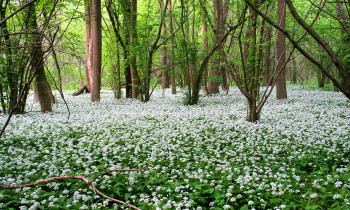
72 85 87 96
0 82 5 114
168 0 176 94
220 0 230 92
115 45 122 99
160 0 169 90
84 0 92 92
317 72 326 88
207 0 223 94
263 26 272 86
161 25 169 89
276 0 287 100
130 0 139 99
90 0 102 102
221 67 229 92
202 19 209 94
247 98 259 123
78 58 84 87
120 0 133 98
27 4 53 113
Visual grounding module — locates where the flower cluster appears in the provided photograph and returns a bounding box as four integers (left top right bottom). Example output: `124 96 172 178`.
0 86 349 209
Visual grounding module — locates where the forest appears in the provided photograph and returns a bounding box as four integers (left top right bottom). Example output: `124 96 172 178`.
0 0 350 209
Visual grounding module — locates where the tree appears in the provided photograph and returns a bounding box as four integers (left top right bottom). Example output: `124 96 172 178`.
26 1 54 112
263 25 272 86
275 0 287 100
84 0 92 93
245 0 350 100
179 0 243 105
90 0 102 102
130 0 140 99
206 0 223 94
168 0 176 94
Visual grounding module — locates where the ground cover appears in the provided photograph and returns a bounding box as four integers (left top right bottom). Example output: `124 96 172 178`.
0 86 349 209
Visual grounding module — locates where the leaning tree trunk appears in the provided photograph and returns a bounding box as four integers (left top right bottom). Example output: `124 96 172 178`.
27 3 53 113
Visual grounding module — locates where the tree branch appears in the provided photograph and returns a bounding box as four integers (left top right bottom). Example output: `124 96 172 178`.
0 167 148 210
0 0 38 27
244 0 347 98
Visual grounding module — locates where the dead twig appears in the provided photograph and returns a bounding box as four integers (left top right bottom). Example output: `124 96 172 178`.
0 167 148 210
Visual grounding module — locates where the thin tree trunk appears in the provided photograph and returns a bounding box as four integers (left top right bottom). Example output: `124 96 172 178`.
130 0 139 99
263 26 272 86
168 0 176 94
78 58 84 87
202 18 208 93
90 0 102 102
161 7 169 89
116 44 122 99
276 0 287 99
0 83 5 114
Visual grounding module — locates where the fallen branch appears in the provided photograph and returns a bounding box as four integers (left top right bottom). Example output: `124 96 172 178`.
0 168 148 210
72 85 89 96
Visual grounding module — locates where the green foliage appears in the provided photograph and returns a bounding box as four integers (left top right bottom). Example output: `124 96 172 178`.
1 86 349 209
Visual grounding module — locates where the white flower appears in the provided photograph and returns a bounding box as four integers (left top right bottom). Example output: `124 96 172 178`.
310 193 318 198
223 204 231 209
248 200 254 205
335 181 343 188
230 197 236 202
333 194 341 199
226 192 232 197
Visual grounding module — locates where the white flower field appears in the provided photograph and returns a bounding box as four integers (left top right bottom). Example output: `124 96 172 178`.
0 86 349 209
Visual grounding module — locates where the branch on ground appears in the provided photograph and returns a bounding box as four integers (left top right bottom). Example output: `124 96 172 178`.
0 167 148 210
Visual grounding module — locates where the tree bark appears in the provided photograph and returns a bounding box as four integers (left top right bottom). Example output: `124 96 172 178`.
72 85 88 96
90 0 102 102
168 0 176 94
130 0 139 99
27 3 53 113
202 17 209 94
161 26 169 88
84 0 92 92
263 26 272 86
207 0 223 94
121 0 132 98
276 0 287 100
247 98 259 122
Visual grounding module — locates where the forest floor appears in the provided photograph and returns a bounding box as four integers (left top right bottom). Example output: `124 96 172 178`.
0 86 349 209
